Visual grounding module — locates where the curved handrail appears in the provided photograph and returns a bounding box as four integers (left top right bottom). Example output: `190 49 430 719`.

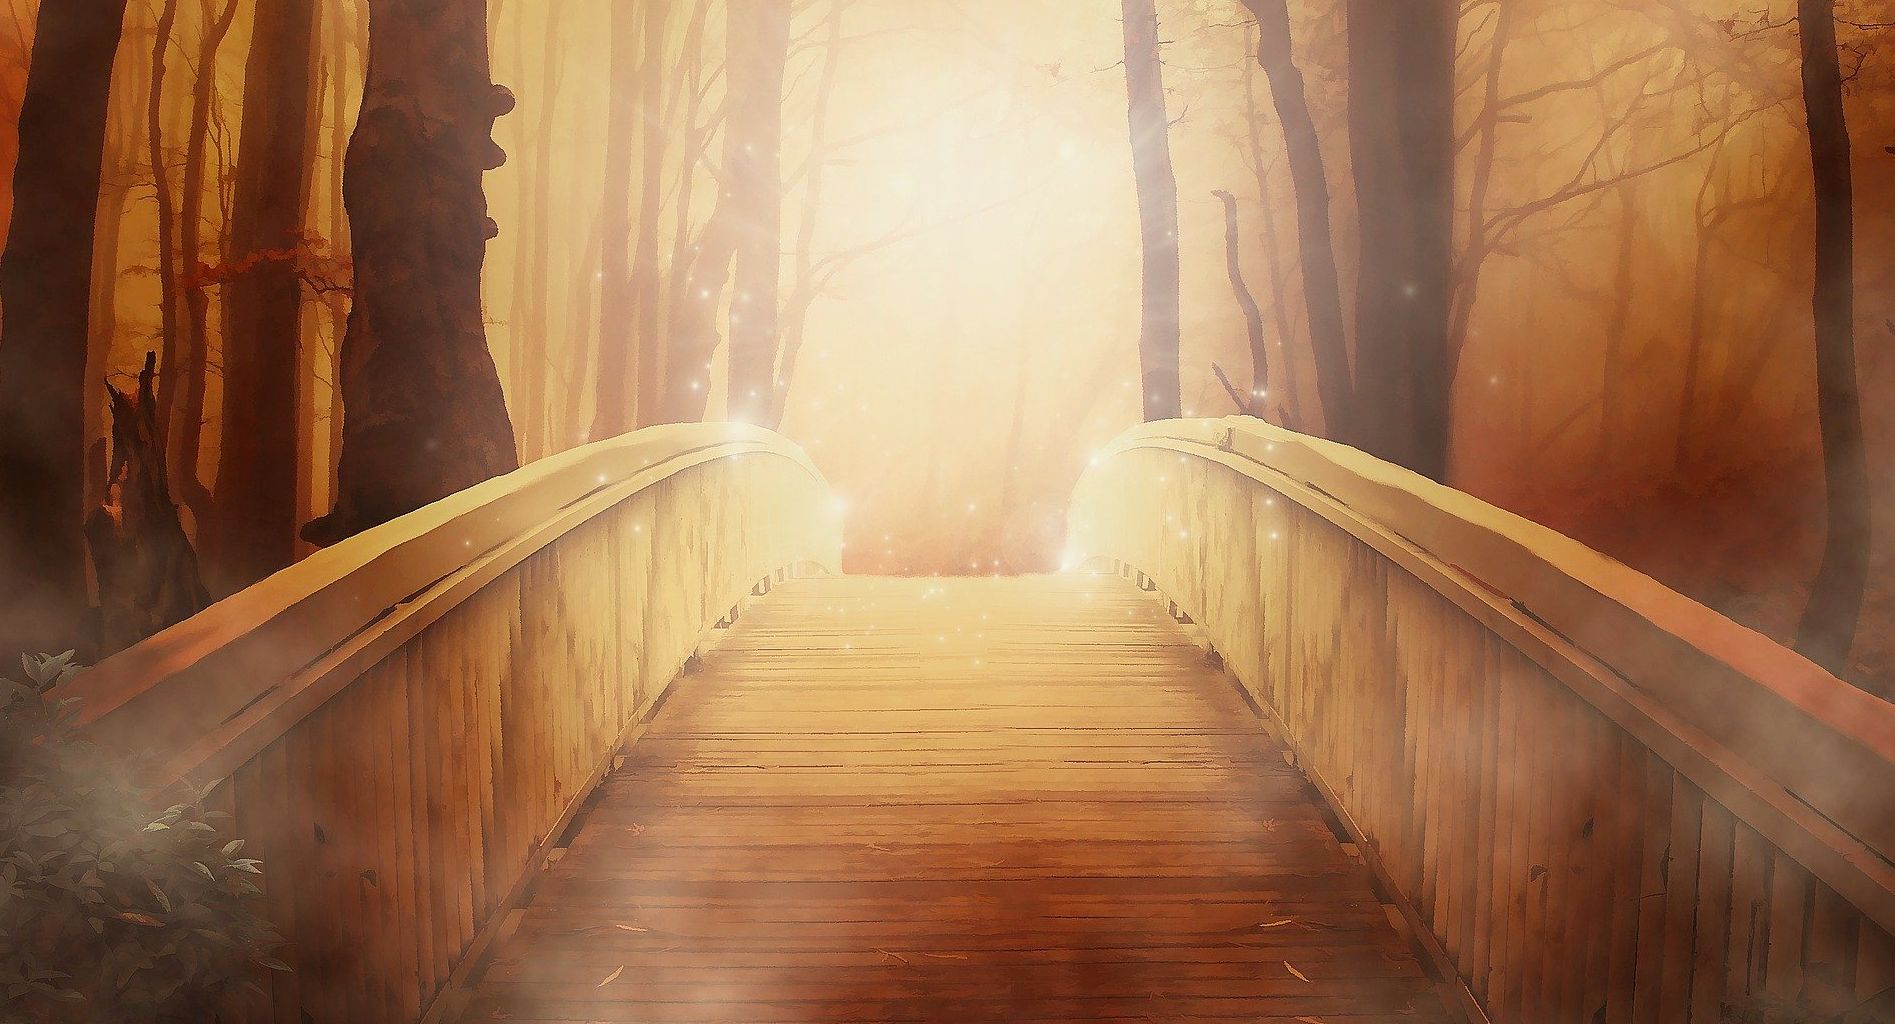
1072 416 1895 936
57 423 838 789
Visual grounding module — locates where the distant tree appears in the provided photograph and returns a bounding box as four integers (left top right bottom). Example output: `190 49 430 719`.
1211 189 1268 419
1791 0 1869 675
214 0 319 590
304 0 520 546
509 0 568 459
665 0 791 424
1346 0 1455 479
1120 0 1181 422
0 0 135 661
725 0 792 426
167 0 243 529
1239 0 1352 441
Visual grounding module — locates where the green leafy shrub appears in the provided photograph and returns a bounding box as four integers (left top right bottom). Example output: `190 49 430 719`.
1 653 286 1023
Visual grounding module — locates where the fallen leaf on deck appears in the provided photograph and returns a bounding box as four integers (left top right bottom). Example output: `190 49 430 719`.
597 965 625 987
1285 962 1311 983
614 924 649 932
1259 919 1293 929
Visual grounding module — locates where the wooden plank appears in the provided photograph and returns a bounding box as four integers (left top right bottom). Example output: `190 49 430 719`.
453 575 1457 1024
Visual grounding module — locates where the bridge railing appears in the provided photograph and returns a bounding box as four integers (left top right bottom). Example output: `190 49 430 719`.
56 424 842 1024
1071 417 1895 1024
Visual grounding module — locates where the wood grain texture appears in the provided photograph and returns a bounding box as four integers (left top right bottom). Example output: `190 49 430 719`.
1071 421 1895 1024
453 575 1458 1024
73 427 840 1024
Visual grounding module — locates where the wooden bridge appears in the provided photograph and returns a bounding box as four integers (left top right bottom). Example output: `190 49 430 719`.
61 420 1895 1023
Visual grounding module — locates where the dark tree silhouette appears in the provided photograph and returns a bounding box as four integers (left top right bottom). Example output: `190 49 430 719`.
304 0 520 547
1121 0 1181 422
1346 0 1454 479
214 0 319 589
0 0 133 660
85 354 209 654
1211 189 1267 418
1240 0 1352 442
1792 0 1869 674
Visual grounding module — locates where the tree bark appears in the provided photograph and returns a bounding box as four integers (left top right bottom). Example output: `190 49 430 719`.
725 0 791 426
1345 0 1454 479
0 0 134 660
304 0 521 547
214 0 318 589
1121 0 1182 422
1212 190 1268 418
1792 0 1870 677
1241 0 1352 442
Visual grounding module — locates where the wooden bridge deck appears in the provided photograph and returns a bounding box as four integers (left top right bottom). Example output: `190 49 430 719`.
454 575 1457 1023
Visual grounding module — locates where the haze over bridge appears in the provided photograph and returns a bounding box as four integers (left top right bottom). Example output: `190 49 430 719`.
61 420 1895 1023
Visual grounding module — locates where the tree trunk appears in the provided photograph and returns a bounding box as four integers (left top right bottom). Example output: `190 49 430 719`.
1241 0 1352 443
632 0 675 429
1121 0 1182 422
85 354 209 655
1240 44 1304 431
663 0 783 425
725 0 791 426
767 0 847 431
1345 0 1454 479
1792 0 1870 677
592 0 643 439
214 0 318 589
0 0 134 661
1212 190 1269 419
304 0 521 547
171 0 242 531
148 0 185 441
509 0 566 461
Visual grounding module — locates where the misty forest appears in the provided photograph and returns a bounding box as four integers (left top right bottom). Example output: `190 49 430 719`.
2 0 1895 1022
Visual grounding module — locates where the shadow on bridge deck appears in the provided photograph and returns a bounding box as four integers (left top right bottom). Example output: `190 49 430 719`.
450 574 1459 1023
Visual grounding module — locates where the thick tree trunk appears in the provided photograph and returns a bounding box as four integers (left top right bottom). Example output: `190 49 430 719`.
214 0 318 590
725 0 791 426
86 354 209 655
1212 190 1269 419
0 0 133 661
1792 0 1870 677
304 0 520 547
1241 0 1352 443
1121 0 1182 422
593 0 643 439
1345 0 1454 479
